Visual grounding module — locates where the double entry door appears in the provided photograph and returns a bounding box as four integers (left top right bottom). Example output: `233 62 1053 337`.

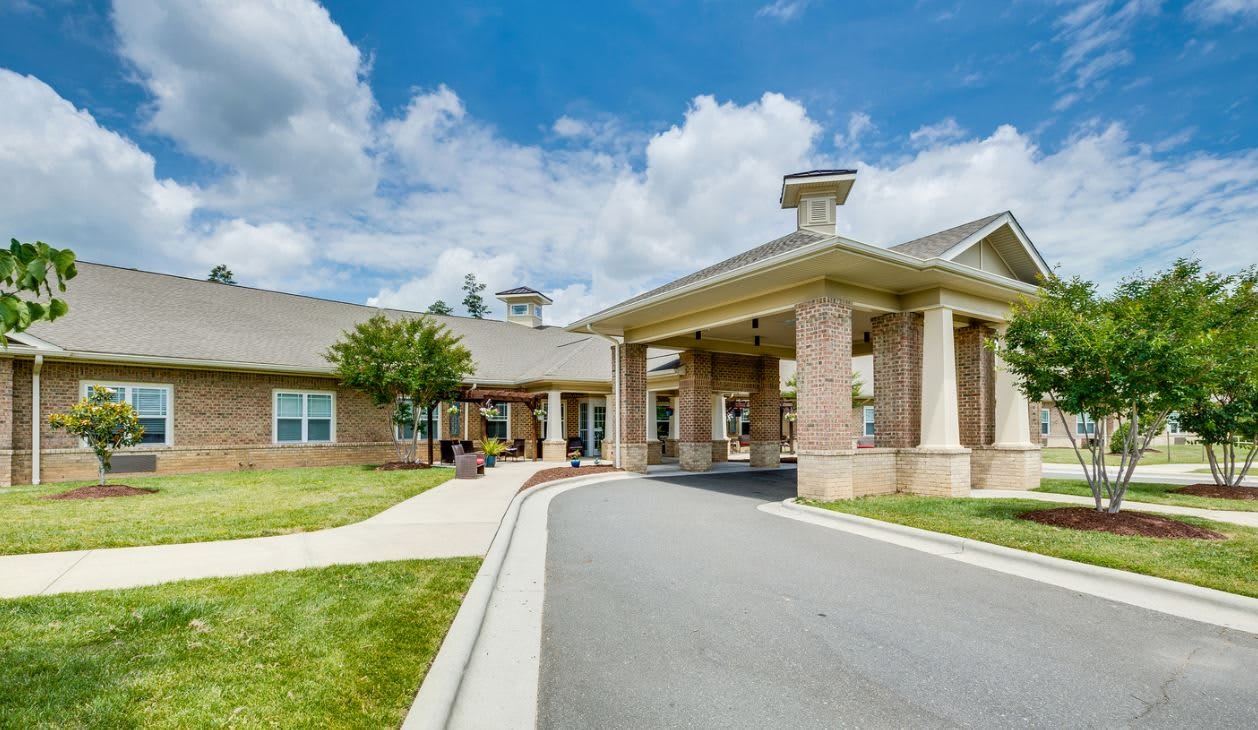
578 398 607 457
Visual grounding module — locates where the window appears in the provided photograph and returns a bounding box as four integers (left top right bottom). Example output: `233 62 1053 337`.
485 403 509 440
863 406 876 437
396 400 441 441
448 404 462 437
1075 413 1096 435
656 404 671 441
533 304 543 318
1040 408 1051 436
510 304 528 316
1167 411 1182 434
84 383 172 445
274 391 334 443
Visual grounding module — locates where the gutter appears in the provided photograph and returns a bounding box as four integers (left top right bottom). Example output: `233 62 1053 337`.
585 325 622 469
31 355 42 485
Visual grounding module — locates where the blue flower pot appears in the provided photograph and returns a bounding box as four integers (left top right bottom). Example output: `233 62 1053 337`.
570 459 580 468
486 455 497 468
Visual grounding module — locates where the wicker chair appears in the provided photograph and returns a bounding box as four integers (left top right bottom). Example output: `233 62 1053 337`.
451 443 485 479
506 438 526 461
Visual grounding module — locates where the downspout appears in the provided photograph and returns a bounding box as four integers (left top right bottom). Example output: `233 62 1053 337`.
31 355 42 485
585 325 622 469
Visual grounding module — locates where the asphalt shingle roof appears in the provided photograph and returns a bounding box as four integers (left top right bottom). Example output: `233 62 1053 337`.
26 263 611 383
887 212 1005 259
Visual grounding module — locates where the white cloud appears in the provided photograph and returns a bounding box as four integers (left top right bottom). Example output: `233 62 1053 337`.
552 116 589 138
112 0 378 211
367 247 522 318
1051 0 1161 108
0 69 198 263
756 0 810 21
1187 0 1258 23
908 117 967 148
834 111 875 152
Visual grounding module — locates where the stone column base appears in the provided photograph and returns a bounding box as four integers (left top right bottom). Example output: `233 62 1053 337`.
542 440 568 462
711 439 730 462
897 447 972 497
971 445 1041 490
664 438 678 458
647 440 663 465
619 442 648 474
797 450 855 501
679 442 712 472
749 441 780 468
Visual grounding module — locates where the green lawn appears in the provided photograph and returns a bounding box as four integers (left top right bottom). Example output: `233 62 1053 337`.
1040 444 1208 465
807 495 1258 598
0 558 478 728
1035 478 1258 512
0 465 452 555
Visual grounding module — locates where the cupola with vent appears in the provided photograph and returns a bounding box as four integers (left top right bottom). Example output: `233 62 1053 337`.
779 169 857 235
495 286 553 328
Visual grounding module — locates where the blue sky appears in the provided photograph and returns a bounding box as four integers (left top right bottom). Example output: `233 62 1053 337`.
1 0 1255 322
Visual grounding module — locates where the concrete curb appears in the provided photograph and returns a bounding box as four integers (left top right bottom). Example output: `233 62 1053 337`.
402 470 641 730
765 499 1258 635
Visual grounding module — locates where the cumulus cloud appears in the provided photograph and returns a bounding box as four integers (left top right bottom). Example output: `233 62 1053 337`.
367 247 522 318
833 112 875 153
112 0 377 210
908 117 967 148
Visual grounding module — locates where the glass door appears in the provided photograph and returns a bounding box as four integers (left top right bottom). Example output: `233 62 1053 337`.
591 403 606 456
579 403 590 454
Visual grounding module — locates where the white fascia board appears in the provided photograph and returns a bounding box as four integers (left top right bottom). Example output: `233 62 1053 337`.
6 332 65 351
935 213 1050 280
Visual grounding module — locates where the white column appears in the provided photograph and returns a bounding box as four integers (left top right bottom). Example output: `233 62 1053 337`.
546 390 563 441
669 396 679 439
711 394 727 439
920 307 961 447
993 324 1034 447
646 391 658 442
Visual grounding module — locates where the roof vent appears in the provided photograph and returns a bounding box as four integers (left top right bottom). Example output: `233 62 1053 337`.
780 169 856 235
494 286 553 328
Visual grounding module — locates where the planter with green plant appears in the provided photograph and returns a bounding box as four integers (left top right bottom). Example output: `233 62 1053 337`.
568 450 582 468
481 437 506 467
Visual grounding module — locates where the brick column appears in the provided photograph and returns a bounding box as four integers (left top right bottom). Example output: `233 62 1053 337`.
954 324 995 448
795 297 854 500
617 344 648 473
870 312 922 448
678 351 713 471
0 358 12 486
749 355 781 468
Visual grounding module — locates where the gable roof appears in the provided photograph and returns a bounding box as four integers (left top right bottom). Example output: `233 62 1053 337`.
22 263 610 384
888 213 1005 259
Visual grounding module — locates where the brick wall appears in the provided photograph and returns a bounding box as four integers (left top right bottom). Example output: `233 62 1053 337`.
710 353 760 393
954 324 995 448
870 312 922 448
677 351 713 471
795 297 852 453
618 344 647 444
0 359 12 485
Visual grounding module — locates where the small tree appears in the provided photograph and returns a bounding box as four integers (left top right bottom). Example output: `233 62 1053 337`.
427 299 454 315
462 273 490 319
327 314 475 464
1180 267 1258 487
0 238 77 341
208 265 236 284
994 260 1219 513
48 387 144 486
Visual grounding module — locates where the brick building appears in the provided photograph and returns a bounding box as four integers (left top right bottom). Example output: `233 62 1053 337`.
570 169 1050 499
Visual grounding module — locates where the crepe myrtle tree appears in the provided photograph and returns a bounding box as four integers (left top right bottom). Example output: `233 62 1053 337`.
48 387 144 486
1180 267 1258 487
0 238 77 341
993 260 1220 513
327 314 474 465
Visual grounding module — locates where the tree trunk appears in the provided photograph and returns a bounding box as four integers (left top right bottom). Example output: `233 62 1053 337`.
98 459 106 487
426 405 436 466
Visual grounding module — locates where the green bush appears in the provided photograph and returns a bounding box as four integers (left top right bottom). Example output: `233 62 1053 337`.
1109 422 1131 454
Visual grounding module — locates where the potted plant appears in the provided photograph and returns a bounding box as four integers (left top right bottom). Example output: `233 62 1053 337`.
533 406 547 421
481 437 506 467
568 449 582 468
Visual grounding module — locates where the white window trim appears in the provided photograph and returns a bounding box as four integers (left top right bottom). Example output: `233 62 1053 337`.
1076 413 1096 435
863 405 876 436
510 304 528 316
1040 408 1051 436
80 381 174 447
1167 411 1183 434
485 402 511 440
272 389 337 444
398 400 443 441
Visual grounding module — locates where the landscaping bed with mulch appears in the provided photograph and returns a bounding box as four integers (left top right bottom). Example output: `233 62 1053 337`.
1172 483 1258 501
1018 507 1227 540
376 461 433 471
43 485 158 500
520 465 621 491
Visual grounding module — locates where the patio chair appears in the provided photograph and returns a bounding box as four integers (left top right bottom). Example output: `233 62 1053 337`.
566 436 585 456
451 443 485 478
506 438 526 461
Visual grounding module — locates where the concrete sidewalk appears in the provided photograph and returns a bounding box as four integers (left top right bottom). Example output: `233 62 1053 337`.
0 462 551 599
1042 462 1255 486
974 488 1258 528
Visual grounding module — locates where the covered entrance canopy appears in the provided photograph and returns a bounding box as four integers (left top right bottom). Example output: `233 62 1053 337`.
568 170 1049 499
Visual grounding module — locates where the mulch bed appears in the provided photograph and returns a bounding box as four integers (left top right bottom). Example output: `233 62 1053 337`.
520 465 621 491
376 461 433 471
1018 507 1226 540
1171 484 1258 501
43 485 158 500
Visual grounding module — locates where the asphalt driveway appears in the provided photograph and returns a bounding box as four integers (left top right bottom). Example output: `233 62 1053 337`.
539 470 1258 729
